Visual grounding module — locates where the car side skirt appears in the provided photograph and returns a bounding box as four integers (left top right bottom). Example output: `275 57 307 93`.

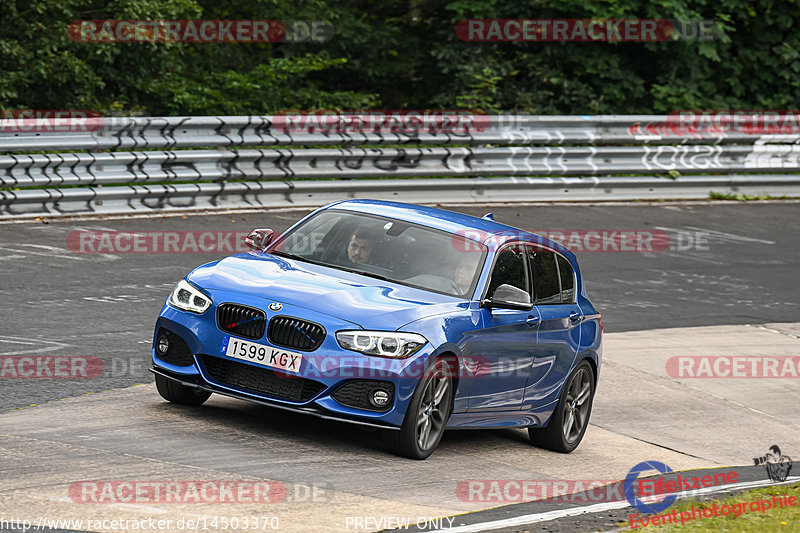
446 399 557 429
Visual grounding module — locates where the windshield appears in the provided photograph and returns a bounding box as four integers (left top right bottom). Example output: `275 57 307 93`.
271 210 488 298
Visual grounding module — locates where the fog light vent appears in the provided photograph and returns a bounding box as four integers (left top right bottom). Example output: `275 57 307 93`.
332 380 394 412
154 328 195 367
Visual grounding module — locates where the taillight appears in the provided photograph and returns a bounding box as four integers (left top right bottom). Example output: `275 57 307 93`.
598 314 603 333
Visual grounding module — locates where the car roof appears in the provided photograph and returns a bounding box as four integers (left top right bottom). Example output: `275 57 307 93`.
327 199 525 238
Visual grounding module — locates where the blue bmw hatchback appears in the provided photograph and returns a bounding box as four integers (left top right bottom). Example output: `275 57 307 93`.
151 200 602 459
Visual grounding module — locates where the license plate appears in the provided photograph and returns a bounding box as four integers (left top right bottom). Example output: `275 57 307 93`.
220 336 303 373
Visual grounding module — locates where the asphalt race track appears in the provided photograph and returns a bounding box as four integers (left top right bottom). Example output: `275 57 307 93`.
1 200 799 533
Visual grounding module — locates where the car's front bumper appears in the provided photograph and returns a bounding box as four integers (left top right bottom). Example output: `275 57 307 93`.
151 301 433 428
149 365 400 430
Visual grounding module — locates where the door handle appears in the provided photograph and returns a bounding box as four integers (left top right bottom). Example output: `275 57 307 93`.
569 311 583 323
526 315 541 327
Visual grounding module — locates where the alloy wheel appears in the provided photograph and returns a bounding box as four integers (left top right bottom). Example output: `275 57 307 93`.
416 366 450 451
562 366 591 444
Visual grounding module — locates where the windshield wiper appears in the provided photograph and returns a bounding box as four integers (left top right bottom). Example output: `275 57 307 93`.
271 251 327 267
271 250 304 261
336 267 396 283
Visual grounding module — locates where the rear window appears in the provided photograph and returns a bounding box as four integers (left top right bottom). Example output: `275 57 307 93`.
557 255 575 303
530 250 561 304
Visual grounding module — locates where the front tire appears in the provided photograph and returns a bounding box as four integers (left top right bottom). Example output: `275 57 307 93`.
155 374 211 406
385 358 454 460
529 360 595 453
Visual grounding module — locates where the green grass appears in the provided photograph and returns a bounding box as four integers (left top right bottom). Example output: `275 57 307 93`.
708 191 790 201
624 482 799 532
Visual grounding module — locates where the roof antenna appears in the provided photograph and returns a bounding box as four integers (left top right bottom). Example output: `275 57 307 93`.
482 212 494 220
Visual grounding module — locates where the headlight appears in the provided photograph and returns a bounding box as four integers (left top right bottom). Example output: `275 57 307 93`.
336 330 427 358
168 279 212 313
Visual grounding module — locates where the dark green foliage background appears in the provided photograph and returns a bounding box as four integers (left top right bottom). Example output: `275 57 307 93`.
1 0 796 115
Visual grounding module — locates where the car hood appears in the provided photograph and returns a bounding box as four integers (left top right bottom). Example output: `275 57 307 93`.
187 252 465 331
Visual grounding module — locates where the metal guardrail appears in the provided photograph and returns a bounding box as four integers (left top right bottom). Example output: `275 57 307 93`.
1 115 799 218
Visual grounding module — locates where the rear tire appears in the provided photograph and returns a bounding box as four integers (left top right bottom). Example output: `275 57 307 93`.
155 374 211 406
385 357 454 460
529 360 595 453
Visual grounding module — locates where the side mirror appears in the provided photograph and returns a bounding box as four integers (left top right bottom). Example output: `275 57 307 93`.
244 228 275 252
482 283 532 311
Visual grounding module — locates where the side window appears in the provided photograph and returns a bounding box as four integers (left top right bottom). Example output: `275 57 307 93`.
557 255 575 303
530 250 561 304
487 246 529 298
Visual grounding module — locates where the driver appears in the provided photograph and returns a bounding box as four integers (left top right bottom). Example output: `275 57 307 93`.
346 226 379 265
